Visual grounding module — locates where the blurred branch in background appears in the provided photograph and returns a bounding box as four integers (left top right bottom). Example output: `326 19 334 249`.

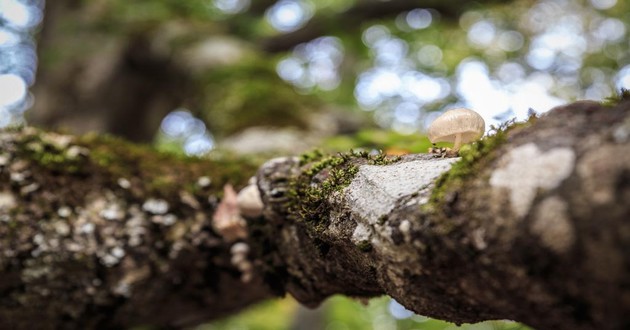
259 0 509 52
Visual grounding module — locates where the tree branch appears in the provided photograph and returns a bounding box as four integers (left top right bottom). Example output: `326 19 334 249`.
1 99 629 329
260 0 509 53
0 129 266 329
254 99 630 330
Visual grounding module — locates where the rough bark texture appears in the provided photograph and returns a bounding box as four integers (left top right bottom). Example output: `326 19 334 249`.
0 128 267 329
1 99 629 329
254 100 630 330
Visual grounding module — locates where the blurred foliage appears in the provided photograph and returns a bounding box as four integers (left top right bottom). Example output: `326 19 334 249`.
201 296 532 330
197 60 318 138
322 130 436 155
198 298 297 330
34 0 630 146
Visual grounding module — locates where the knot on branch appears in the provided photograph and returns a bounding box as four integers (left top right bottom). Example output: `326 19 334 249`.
256 156 301 224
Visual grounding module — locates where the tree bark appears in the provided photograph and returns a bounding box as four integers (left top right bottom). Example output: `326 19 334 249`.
0 129 265 328
1 99 629 329
255 99 630 330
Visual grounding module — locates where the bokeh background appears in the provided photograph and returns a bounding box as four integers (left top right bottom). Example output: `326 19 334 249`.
1 0 629 156
0 0 628 329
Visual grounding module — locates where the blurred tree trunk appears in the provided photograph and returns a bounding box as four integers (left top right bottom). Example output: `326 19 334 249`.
1 100 629 329
29 0 190 142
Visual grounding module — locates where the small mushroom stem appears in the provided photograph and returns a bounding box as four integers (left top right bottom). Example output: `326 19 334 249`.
453 133 462 151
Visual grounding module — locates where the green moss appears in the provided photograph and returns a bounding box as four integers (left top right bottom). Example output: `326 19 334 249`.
378 215 388 225
82 133 189 196
78 133 259 197
287 150 400 231
361 150 401 166
15 132 87 174
356 240 372 252
428 117 534 209
602 88 630 107
299 149 325 166
197 60 319 138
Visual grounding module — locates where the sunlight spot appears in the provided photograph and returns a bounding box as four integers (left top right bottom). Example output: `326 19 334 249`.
160 110 206 138
373 38 409 66
309 61 340 90
160 109 215 155
417 45 442 66
0 108 11 127
467 20 496 47
371 70 402 97
266 0 313 32
277 57 305 82
456 59 509 127
510 79 564 119
497 31 524 52
362 25 390 47
0 0 42 29
533 23 587 58
213 0 250 14
526 47 556 70
406 9 432 30
497 62 525 84
589 0 617 10
616 65 630 89
388 300 414 319
0 28 19 47
161 111 192 137
584 82 612 100
0 73 26 107
402 72 444 103
277 36 344 91
184 134 214 156
591 18 626 42
394 102 420 124
354 69 403 109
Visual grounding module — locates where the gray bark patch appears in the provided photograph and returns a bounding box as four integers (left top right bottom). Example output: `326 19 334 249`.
345 158 458 223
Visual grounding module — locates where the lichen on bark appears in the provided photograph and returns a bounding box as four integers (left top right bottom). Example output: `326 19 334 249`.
285 150 400 231
0 127 269 329
255 99 630 330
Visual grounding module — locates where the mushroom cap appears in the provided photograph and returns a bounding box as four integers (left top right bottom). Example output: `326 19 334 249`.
427 108 485 144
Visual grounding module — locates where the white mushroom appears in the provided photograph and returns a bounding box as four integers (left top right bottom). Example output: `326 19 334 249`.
428 108 485 151
237 184 264 218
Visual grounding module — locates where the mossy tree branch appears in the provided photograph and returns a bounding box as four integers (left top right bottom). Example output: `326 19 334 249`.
1 99 630 329
254 99 630 330
0 128 267 329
